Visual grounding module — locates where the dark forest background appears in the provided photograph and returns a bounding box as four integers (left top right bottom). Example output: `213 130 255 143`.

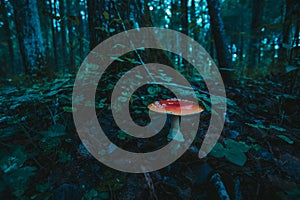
0 0 300 199
1 0 299 78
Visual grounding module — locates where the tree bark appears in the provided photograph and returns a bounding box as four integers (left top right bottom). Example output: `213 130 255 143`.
248 0 264 68
181 0 188 35
12 0 45 74
207 0 232 84
59 0 68 71
87 0 106 50
0 0 14 75
190 0 199 40
49 0 58 70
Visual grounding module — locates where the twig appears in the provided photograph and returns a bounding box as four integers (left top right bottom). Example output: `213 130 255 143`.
234 177 242 200
46 105 56 125
255 183 260 200
143 172 158 200
266 141 274 155
209 173 231 200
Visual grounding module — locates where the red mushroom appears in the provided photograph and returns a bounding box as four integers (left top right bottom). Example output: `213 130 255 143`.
148 99 204 142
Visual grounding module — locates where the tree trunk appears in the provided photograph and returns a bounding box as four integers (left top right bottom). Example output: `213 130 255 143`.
190 0 198 40
248 0 264 68
181 0 188 35
12 0 45 74
170 0 179 65
59 0 68 72
87 0 106 50
207 0 232 83
0 0 14 75
49 0 58 70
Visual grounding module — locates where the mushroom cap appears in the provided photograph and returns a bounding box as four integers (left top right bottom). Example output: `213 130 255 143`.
148 99 204 116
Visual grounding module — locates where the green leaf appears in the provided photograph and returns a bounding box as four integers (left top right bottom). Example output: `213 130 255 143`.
124 57 141 64
113 44 126 48
210 139 249 166
110 57 125 62
225 148 247 166
147 86 157 94
135 74 144 79
250 144 262 151
39 137 61 152
277 135 294 144
63 106 76 112
219 68 235 71
269 125 286 132
0 126 22 139
58 151 72 163
224 139 250 152
278 189 300 200
286 65 299 73
40 124 66 137
94 27 106 31
103 11 109 20
113 18 123 23
245 123 268 129
118 96 128 103
247 136 256 143
99 192 109 199
36 183 51 193
209 142 226 158
2 166 36 197
117 130 132 140
0 146 27 173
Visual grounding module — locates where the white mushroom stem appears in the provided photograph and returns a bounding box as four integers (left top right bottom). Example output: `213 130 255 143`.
168 115 184 142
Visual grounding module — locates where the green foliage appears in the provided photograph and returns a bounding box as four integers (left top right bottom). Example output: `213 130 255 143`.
0 146 36 197
3 166 37 197
277 135 294 144
209 139 250 166
0 146 27 173
83 189 109 200
246 123 286 132
277 189 300 200
286 65 299 73
57 150 73 163
117 130 133 140
39 137 61 153
39 124 67 137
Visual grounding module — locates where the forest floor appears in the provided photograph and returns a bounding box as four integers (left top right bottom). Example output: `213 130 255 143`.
0 74 299 200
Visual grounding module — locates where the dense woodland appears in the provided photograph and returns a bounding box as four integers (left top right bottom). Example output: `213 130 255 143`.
0 0 300 199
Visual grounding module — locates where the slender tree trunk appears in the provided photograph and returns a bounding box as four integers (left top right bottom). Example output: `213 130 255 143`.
248 0 264 68
87 0 106 50
190 0 198 40
180 0 188 68
207 0 232 83
12 0 45 74
239 3 245 62
59 0 68 72
293 16 300 47
38 0 52 68
239 34 244 62
0 0 14 74
279 0 293 65
170 0 178 30
49 0 58 70
289 22 300 64
170 0 178 64
181 0 188 35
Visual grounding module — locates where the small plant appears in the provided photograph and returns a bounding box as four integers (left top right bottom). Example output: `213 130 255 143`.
209 139 250 166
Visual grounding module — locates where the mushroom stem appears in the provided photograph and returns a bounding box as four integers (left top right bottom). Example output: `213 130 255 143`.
168 116 184 142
